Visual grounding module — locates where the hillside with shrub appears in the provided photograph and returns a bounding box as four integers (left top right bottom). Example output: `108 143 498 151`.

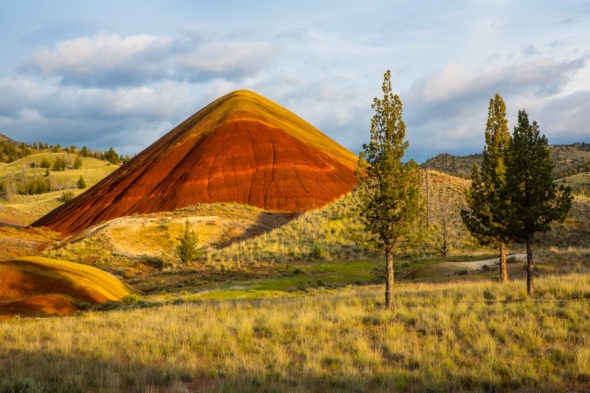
422 142 590 179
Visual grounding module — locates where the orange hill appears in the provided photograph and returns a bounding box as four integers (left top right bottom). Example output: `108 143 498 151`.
33 90 358 235
0 257 132 318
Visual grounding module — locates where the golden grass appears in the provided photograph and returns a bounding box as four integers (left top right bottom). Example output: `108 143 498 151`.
0 153 119 224
0 273 588 392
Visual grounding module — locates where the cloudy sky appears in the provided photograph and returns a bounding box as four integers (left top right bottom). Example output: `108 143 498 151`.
1 0 589 162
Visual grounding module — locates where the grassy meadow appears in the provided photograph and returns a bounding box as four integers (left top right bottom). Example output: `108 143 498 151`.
0 152 119 225
0 273 588 393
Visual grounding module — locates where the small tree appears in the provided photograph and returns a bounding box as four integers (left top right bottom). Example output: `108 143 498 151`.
356 70 423 310
461 93 511 282
77 175 86 189
176 219 199 264
52 157 67 171
40 157 51 169
73 156 83 169
504 110 572 296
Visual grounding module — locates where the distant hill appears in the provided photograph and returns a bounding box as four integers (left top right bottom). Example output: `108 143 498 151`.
422 143 590 179
33 90 359 236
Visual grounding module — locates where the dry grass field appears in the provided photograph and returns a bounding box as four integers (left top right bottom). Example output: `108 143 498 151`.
0 273 588 392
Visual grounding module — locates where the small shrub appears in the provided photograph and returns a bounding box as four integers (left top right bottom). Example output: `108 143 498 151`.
18 177 51 195
311 244 328 260
73 156 83 169
39 157 51 168
59 191 75 203
176 219 198 264
76 175 86 189
52 157 67 171
121 293 141 304
0 378 42 393
483 288 496 302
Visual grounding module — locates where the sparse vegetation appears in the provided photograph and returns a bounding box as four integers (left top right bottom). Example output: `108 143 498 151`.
0 151 120 225
422 142 590 180
17 177 51 195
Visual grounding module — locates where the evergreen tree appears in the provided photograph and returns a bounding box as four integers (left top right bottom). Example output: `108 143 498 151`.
73 156 83 169
176 219 199 264
356 70 423 310
103 147 121 164
40 157 51 169
77 175 86 189
505 110 572 296
461 94 511 281
52 157 67 171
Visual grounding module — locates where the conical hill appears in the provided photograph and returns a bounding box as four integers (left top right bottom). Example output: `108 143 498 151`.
33 90 358 235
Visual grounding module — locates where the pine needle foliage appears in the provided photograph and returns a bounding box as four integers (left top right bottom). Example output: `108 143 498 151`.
461 94 511 281
356 70 423 310
504 110 573 296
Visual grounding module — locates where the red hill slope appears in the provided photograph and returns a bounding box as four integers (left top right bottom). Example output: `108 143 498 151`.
33 90 358 235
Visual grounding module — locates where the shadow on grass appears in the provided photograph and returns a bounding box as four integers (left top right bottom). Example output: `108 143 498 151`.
1 348 586 393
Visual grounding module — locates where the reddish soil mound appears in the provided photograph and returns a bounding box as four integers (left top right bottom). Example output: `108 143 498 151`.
33 90 358 235
0 257 131 318
0 262 111 304
0 294 78 318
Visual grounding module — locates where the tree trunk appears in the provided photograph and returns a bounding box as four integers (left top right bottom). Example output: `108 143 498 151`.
385 250 394 310
425 170 430 227
526 237 534 296
499 241 508 283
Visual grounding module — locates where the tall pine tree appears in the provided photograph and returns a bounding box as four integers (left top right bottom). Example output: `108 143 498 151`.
357 70 423 310
461 93 511 282
505 110 572 296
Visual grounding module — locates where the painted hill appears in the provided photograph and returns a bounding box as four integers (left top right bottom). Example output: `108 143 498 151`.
33 90 358 235
0 257 131 318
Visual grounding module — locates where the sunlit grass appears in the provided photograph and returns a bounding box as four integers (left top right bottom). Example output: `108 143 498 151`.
0 153 119 224
1 273 588 392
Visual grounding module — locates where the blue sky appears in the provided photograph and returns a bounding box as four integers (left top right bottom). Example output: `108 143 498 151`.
0 0 589 162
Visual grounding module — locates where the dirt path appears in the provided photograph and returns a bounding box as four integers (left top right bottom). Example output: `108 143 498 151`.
439 254 527 271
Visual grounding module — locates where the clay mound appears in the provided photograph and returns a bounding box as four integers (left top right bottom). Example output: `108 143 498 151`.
0 257 132 317
0 295 78 319
33 90 358 235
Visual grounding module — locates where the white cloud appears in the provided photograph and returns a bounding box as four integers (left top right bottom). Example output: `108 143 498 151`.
403 56 588 159
177 41 277 80
24 32 175 86
21 32 278 86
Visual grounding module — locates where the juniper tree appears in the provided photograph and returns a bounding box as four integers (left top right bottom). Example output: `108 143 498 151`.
176 219 199 264
77 175 86 189
357 70 423 310
504 110 572 296
461 93 511 282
